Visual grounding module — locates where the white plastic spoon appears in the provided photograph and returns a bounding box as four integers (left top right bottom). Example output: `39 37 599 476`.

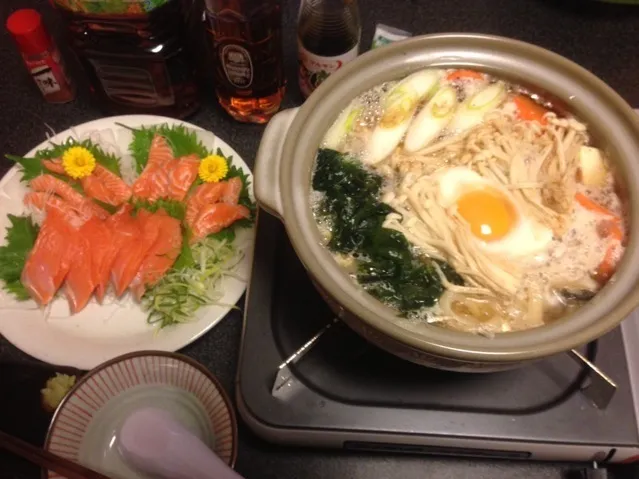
118 407 243 479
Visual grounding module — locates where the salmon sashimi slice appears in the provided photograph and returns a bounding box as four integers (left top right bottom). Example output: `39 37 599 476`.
185 177 244 229
41 158 66 175
185 182 227 227
89 221 114 303
129 210 182 300
220 176 243 205
30 174 109 219
66 217 115 306
24 192 96 223
132 134 174 201
64 222 96 313
166 155 200 201
31 174 87 205
190 203 250 244
65 216 116 312
132 169 170 201
110 208 161 297
147 134 174 170
80 165 132 206
94 205 137 301
20 209 78 306
25 192 77 218
106 204 143 297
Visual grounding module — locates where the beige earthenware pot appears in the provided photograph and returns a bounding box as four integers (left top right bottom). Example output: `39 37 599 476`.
254 33 639 372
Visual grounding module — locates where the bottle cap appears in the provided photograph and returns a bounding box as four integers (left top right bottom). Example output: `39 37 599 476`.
6 9 52 56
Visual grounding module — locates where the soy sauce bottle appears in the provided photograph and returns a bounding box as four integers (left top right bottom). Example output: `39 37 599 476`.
297 0 361 99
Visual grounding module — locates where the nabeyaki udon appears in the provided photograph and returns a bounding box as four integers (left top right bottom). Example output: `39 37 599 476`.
311 67 625 336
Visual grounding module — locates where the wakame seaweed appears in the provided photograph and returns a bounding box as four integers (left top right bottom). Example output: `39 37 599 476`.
312 148 462 313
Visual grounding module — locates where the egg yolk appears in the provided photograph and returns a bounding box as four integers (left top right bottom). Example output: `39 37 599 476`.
456 188 518 242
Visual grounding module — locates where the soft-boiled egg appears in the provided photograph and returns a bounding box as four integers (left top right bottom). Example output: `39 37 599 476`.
435 167 553 259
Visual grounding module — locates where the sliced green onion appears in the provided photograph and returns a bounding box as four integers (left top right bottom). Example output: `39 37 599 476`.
449 82 507 133
323 101 364 151
366 69 442 164
404 86 458 153
142 237 244 330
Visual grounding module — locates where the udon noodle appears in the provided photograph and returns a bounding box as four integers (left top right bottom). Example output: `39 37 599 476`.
312 68 626 336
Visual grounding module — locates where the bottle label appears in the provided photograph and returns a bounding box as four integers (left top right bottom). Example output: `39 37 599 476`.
221 44 253 89
298 41 359 97
23 49 71 97
88 59 174 106
31 65 61 95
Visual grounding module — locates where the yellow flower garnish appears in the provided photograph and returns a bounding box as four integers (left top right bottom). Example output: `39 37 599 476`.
199 155 228 183
62 146 96 179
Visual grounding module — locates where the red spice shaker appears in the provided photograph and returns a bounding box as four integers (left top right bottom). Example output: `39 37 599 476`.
6 9 75 104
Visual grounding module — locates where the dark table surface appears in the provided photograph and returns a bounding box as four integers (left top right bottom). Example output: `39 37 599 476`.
2 0 639 478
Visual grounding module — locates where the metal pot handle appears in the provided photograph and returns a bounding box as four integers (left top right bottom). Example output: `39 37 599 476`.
254 107 300 219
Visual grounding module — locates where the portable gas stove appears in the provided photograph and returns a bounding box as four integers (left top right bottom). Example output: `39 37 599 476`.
236 211 639 463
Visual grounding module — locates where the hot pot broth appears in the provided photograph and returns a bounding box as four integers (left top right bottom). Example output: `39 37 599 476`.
311 68 627 336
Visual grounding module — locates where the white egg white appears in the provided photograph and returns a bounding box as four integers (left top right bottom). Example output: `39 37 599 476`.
435 167 553 260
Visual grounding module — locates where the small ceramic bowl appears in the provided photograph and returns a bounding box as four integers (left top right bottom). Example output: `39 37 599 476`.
43 351 237 479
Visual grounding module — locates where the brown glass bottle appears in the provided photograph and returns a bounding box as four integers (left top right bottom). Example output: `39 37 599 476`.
52 0 200 119
204 0 285 124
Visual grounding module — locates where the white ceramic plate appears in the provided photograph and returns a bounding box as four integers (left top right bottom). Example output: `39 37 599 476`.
0 115 255 369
